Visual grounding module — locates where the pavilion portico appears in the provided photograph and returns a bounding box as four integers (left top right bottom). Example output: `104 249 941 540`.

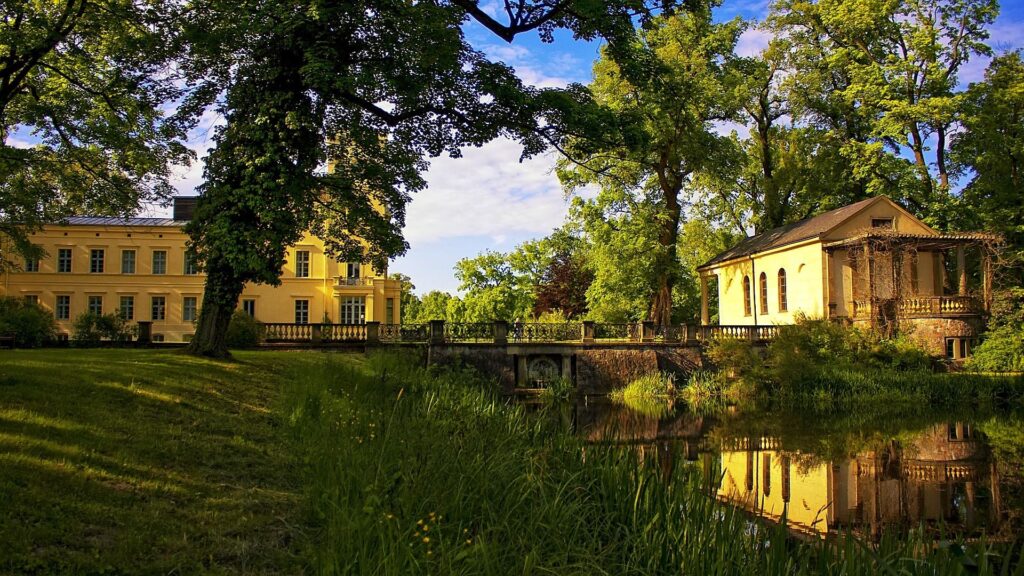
695 196 1002 359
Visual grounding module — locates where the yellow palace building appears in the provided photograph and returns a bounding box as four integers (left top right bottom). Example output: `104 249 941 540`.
0 197 402 342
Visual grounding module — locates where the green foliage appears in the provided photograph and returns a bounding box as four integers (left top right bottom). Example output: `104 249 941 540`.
968 288 1024 372
951 52 1024 280
558 9 744 325
680 370 728 407
706 337 763 379
537 377 574 402
184 0 687 356
225 310 263 349
72 312 136 346
0 297 56 347
769 0 998 223
0 0 194 269
609 372 677 414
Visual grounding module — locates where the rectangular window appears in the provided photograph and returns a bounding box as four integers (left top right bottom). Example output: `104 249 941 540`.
57 248 72 273
152 334 165 343
295 250 310 278
294 299 310 324
88 295 103 315
340 296 365 324
90 249 104 273
183 296 198 322
55 295 70 320
385 298 395 324
347 262 360 279
152 250 167 275
24 295 38 305
151 296 166 320
25 257 39 272
871 217 894 229
122 250 136 274
120 296 135 320
242 299 256 318
183 253 198 275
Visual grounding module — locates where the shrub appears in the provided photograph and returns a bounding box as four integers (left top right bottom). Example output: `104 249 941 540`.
73 313 136 345
705 337 761 378
225 310 263 349
0 296 57 347
968 288 1024 373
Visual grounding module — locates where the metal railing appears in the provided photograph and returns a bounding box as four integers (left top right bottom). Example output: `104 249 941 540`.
380 323 429 343
258 321 781 345
514 322 582 343
443 322 495 343
334 276 373 287
594 323 639 341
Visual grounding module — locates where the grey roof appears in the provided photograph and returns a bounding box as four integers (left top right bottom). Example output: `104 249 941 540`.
698 197 880 269
59 216 185 227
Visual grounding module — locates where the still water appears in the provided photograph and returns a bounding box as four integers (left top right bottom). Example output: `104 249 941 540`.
543 397 1023 540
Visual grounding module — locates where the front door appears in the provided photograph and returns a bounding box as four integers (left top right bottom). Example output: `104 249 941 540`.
340 296 366 324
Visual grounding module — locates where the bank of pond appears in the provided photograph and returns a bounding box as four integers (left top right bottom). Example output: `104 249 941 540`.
1 348 1023 574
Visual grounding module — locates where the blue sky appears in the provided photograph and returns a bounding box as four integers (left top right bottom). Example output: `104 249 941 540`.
151 1 1024 295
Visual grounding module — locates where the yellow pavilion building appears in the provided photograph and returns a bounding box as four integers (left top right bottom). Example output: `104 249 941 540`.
0 197 402 342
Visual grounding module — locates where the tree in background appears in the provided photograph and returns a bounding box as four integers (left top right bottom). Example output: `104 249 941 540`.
183 0 689 357
770 0 998 226
558 9 744 325
533 249 593 319
0 0 195 269
951 52 1024 284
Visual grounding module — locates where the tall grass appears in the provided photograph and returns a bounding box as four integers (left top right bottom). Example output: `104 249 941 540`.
283 351 1022 575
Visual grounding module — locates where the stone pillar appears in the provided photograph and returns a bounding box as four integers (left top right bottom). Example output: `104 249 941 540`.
684 323 698 343
311 323 323 344
957 245 967 296
582 321 595 344
516 355 528 387
493 320 508 345
136 321 152 345
561 355 572 382
700 275 710 326
365 321 380 345
641 321 655 343
429 320 445 345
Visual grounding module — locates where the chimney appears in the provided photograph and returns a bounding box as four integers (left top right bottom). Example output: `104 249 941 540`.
173 196 198 221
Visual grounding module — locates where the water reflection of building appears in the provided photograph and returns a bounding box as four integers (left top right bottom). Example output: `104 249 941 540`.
715 424 1002 537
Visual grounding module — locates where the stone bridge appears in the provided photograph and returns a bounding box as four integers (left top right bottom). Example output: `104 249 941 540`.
257 320 777 394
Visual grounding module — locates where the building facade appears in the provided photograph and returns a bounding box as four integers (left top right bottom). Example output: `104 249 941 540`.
0 198 402 342
697 196 999 358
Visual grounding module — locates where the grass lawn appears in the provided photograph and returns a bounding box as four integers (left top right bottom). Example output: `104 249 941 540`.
0 349 335 574
2 348 1021 575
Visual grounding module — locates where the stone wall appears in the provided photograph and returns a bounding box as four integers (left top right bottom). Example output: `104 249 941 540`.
902 317 984 357
428 344 515 391
428 343 709 395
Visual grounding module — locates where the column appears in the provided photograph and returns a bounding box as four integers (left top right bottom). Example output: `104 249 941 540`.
864 241 875 321
983 251 993 312
700 275 710 326
957 245 967 296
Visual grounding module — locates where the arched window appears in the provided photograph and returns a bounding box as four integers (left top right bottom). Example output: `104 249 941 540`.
759 272 768 314
742 275 752 317
778 269 788 312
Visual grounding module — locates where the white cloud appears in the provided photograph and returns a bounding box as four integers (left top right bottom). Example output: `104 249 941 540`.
736 27 774 57
403 138 570 245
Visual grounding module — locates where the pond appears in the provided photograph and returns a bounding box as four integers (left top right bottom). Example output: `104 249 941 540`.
536 396 1024 541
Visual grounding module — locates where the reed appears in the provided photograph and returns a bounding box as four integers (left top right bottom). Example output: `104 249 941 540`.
284 351 1022 575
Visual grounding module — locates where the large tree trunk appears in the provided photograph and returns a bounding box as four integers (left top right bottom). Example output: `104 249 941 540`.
908 123 934 204
187 256 245 358
649 170 682 326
